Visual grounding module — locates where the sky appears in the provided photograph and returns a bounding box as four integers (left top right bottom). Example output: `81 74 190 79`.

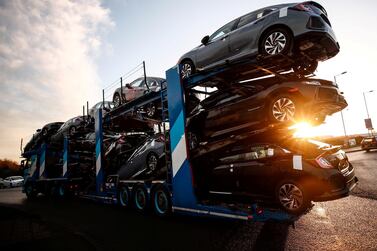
1 0 377 161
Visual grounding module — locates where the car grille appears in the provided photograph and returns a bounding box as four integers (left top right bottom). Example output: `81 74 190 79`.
318 88 338 101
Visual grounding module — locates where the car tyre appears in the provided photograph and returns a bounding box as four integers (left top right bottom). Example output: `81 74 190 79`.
275 180 310 215
145 103 156 118
69 126 76 136
268 94 299 124
260 28 292 56
180 60 195 79
118 186 131 208
113 93 121 108
146 153 159 173
151 184 172 217
133 184 149 213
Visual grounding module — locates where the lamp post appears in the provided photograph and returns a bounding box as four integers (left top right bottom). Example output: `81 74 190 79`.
363 90 374 119
334 71 348 137
363 90 375 136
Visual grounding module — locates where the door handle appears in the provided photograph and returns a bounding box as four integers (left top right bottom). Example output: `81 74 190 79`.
221 35 229 41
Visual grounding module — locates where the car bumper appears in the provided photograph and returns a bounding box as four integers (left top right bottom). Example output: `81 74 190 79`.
314 175 358 202
295 31 339 61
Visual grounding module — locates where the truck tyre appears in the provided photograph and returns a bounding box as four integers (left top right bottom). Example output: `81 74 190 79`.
133 184 149 213
57 185 66 198
118 186 130 208
25 183 37 199
151 184 171 217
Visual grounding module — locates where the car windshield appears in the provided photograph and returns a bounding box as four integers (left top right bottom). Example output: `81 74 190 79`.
130 78 143 87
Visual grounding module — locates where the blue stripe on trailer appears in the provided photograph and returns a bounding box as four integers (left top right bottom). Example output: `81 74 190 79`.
39 144 46 179
166 66 198 208
95 109 104 194
30 154 38 180
63 137 68 177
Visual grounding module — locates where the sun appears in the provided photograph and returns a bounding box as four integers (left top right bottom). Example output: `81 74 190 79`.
289 121 318 138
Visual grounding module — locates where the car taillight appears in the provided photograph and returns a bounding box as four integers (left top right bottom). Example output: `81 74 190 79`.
118 138 126 144
315 157 333 169
291 3 312 11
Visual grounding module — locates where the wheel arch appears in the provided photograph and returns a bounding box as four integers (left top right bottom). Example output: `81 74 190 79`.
258 24 294 53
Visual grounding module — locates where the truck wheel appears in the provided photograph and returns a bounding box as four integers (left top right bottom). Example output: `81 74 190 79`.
151 185 171 217
57 185 66 198
118 186 130 208
133 184 149 212
25 183 37 199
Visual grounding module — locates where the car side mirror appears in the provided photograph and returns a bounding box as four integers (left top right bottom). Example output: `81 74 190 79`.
125 83 132 88
36 129 41 132
201 35 210 45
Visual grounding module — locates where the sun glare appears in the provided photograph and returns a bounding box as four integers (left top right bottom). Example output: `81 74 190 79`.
290 122 317 138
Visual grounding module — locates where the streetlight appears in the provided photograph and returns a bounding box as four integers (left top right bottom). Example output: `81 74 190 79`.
363 90 374 119
363 90 375 136
334 71 348 137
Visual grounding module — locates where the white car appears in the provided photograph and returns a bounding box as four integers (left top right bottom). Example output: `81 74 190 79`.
0 178 5 188
3 176 24 188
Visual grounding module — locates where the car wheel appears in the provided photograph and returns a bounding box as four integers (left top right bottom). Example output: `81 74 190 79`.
366 149 370 152
118 186 130 208
42 128 48 136
133 184 149 212
69 126 76 136
276 181 310 215
145 103 156 118
147 153 159 172
113 93 121 108
268 95 298 123
188 131 200 150
293 61 318 75
152 184 172 217
260 28 292 56
181 60 195 79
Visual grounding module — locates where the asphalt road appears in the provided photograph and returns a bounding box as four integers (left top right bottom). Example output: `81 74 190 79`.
1 150 377 251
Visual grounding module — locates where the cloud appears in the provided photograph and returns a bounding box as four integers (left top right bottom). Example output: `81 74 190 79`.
0 0 114 160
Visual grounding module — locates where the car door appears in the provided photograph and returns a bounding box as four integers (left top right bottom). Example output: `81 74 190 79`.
236 144 284 198
195 19 238 69
229 8 276 58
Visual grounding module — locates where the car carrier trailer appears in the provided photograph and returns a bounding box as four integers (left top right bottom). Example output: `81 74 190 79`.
22 55 302 222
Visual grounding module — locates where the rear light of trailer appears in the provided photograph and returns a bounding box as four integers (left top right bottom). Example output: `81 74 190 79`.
315 157 333 169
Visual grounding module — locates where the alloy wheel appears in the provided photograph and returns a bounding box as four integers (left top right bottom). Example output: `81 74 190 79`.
181 63 192 79
147 154 158 171
113 95 121 107
278 183 304 210
146 104 156 117
272 97 295 122
264 31 287 55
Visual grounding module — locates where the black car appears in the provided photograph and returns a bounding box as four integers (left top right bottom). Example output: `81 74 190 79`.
23 122 63 153
361 136 377 152
179 1 339 78
50 116 93 145
195 136 358 214
187 77 347 149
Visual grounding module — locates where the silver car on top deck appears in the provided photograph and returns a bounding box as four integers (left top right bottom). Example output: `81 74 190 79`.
179 1 339 78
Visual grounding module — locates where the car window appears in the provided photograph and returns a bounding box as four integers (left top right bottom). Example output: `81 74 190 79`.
220 145 284 163
237 12 257 29
130 78 143 87
147 79 158 87
209 19 237 42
